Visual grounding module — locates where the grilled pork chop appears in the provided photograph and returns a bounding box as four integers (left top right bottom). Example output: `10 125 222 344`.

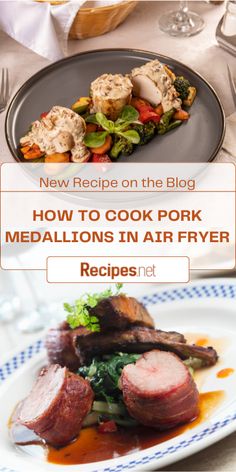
90 295 155 331
76 326 218 367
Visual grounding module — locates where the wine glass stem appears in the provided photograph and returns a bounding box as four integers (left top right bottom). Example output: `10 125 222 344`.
176 0 190 24
180 1 188 13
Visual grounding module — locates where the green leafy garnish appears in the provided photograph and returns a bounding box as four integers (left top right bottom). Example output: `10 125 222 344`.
117 105 139 123
96 113 115 133
64 283 124 331
85 114 99 124
83 106 140 150
118 130 141 144
84 131 108 148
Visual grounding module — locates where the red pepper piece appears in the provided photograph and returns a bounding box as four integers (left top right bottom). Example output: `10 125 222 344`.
98 420 118 433
139 109 161 124
40 112 49 119
92 154 112 163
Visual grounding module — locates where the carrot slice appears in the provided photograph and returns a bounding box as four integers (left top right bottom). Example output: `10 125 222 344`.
154 104 164 116
22 143 45 160
131 97 150 109
32 144 42 151
45 153 70 163
86 123 97 134
24 149 44 160
21 146 31 154
173 109 190 121
91 135 112 155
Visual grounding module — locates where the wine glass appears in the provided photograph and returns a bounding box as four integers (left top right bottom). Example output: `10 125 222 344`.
1 230 60 333
159 1 205 37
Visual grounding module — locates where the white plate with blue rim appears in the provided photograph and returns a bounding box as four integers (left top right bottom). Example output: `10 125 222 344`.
0 278 236 472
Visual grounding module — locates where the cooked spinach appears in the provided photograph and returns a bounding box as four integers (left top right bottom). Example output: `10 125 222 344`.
78 352 140 403
79 352 140 427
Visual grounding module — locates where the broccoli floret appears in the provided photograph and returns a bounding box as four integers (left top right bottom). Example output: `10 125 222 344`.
174 76 190 101
109 136 134 159
132 121 156 145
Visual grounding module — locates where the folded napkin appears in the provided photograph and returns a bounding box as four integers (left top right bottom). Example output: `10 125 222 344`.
215 112 236 163
0 0 125 62
0 0 83 61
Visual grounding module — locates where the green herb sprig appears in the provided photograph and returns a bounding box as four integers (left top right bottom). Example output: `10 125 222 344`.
64 283 123 332
84 106 140 148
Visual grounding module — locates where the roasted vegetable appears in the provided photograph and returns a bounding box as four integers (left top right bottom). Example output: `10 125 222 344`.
166 120 182 132
110 135 134 159
21 144 44 160
154 104 164 116
173 109 190 121
130 97 150 111
40 111 48 119
72 97 91 114
98 419 118 433
45 152 70 163
131 98 161 124
20 145 31 154
132 122 156 145
139 108 161 124
174 76 191 101
92 154 112 163
158 109 175 135
164 65 176 82
86 123 97 134
184 86 197 107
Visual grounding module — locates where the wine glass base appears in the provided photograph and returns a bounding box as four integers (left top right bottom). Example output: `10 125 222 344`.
159 10 205 37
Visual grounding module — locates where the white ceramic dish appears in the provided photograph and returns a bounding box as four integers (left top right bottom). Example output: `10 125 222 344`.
0 279 236 472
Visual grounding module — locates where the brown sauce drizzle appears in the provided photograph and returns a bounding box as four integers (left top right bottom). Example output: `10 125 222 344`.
10 391 225 466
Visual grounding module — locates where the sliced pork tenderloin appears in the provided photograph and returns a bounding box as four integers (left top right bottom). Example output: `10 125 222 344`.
45 322 90 372
19 364 94 447
120 350 199 430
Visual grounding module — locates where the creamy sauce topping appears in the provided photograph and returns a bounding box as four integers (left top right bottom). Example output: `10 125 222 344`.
20 106 89 162
91 74 133 100
131 59 181 112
